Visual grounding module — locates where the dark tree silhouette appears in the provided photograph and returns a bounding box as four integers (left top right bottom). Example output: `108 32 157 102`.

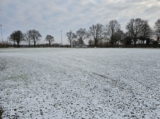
75 28 88 45
126 18 144 46
154 19 160 41
146 38 150 45
113 29 125 45
9 30 24 47
88 39 94 47
66 30 76 47
105 20 121 45
45 35 54 46
139 20 152 44
28 29 42 47
72 40 78 46
24 31 31 47
124 36 132 45
89 24 103 47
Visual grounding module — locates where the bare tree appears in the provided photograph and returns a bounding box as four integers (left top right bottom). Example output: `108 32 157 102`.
126 18 144 46
114 29 125 45
124 35 132 45
28 29 42 47
45 35 54 46
72 40 78 46
24 31 31 47
75 28 88 45
9 30 24 47
105 20 121 45
89 24 103 47
154 19 160 41
66 30 76 47
9 35 16 47
139 20 152 44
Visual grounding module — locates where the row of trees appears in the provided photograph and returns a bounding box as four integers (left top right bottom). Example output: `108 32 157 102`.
9 29 54 47
66 18 160 47
6 18 160 48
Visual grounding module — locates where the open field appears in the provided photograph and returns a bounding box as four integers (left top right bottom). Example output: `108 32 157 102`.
0 48 160 119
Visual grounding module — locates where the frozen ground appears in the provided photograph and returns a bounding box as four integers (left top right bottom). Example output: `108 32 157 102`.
0 48 160 119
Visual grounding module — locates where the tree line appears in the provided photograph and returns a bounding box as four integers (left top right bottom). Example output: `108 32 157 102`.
1 18 160 48
8 29 54 47
66 18 160 47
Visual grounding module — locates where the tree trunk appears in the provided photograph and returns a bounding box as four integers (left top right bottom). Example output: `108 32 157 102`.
95 39 97 47
34 40 36 47
17 42 19 47
29 40 30 47
70 41 71 47
14 41 15 47
134 38 136 47
49 41 51 47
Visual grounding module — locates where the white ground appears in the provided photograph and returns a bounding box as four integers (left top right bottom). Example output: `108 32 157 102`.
0 48 160 119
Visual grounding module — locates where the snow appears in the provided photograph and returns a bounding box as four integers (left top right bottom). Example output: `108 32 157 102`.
0 48 160 119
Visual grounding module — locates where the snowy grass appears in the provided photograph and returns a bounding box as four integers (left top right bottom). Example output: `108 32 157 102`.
0 48 160 119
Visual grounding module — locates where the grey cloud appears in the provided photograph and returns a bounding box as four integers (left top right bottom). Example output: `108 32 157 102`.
0 0 160 44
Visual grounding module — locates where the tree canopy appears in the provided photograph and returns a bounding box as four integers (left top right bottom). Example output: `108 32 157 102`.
9 30 24 47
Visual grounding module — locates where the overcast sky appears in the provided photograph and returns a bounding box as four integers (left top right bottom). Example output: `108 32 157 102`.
0 0 160 44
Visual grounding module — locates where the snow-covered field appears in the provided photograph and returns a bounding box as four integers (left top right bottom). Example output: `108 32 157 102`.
0 48 160 119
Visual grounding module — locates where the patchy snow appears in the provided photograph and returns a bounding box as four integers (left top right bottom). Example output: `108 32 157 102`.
0 48 160 119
